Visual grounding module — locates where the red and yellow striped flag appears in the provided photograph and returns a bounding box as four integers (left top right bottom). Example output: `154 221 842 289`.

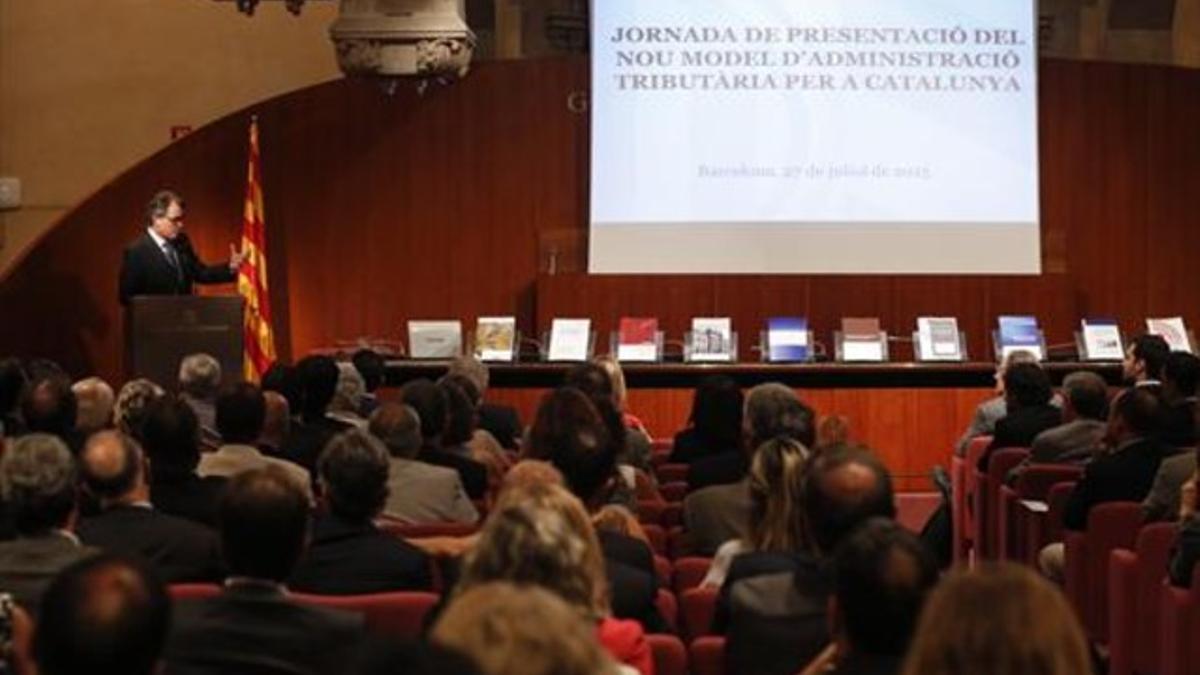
238 116 276 382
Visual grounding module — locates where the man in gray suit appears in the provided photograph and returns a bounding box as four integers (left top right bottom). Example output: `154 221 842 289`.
0 434 97 617
683 383 815 556
1008 371 1109 483
369 402 478 524
1143 451 1196 521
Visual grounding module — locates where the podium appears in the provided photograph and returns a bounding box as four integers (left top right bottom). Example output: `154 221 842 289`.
125 296 244 387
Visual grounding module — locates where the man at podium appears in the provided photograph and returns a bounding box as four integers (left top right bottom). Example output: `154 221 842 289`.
118 190 247 305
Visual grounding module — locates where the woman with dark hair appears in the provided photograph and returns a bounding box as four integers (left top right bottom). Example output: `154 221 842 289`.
438 377 506 496
669 375 744 464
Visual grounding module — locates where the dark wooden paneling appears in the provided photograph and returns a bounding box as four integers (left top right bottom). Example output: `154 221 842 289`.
1 58 1198 390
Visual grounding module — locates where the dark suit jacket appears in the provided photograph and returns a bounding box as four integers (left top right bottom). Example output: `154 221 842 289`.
978 404 1062 471
288 514 431 594
0 532 99 618
598 530 665 633
687 451 748 493
416 446 488 500
77 505 224 583
669 427 739 465
1162 399 1198 448
118 231 235 305
151 473 228 528
720 554 832 675
1064 437 1166 531
165 583 364 675
1170 514 1200 587
478 403 521 450
280 417 352 475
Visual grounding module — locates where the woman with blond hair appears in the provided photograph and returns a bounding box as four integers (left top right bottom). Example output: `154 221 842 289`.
701 435 812 588
901 563 1092 675
456 482 655 675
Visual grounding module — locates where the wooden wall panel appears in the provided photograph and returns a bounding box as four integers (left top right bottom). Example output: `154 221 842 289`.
0 57 1196 411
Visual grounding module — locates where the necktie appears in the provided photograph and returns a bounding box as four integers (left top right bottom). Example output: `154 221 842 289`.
163 243 183 285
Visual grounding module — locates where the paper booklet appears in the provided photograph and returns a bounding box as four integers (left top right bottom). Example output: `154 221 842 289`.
548 318 591 362
917 317 962 361
766 317 809 362
841 317 885 362
407 320 462 359
1080 318 1124 361
1147 317 1193 353
475 316 516 361
617 317 659 362
997 315 1044 361
690 317 733 362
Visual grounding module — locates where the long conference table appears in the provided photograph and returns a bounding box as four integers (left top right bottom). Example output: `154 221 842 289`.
383 360 1123 491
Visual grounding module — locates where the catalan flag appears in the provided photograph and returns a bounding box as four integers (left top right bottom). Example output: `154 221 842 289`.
238 116 276 382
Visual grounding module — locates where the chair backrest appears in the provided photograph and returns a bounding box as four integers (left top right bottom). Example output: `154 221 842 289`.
985 448 1030 558
643 523 667 555
168 583 222 601
672 557 713 594
680 586 719 640
1015 463 1085 500
646 634 688 675
689 635 727 675
1083 502 1144 642
962 436 994 503
1044 481 1077 546
654 555 671 587
290 591 439 640
375 518 478 540
1133 523 1179 674
656 463 689 484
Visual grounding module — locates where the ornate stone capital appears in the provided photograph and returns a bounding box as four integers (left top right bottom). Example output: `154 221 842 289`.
330 0 475 80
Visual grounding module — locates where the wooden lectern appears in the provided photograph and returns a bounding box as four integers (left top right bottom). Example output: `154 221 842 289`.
124 296 244 387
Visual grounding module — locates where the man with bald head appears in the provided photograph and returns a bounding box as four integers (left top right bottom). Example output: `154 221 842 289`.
72 377 115 436
35 554 170 675
76 431 223 583
258 390 291 458
721 447 900 675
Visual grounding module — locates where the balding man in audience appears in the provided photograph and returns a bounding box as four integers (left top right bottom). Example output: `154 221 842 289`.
0 434 97 616
198 383 311 499
257 390 291 458
685 382 816 555
178 353 223 451
34 554 170 675
76 431 223 583
165 467 364 674
721 447 899 675
72 376 115 437
1007 371 1108 483
140 397 227 527
370 402 478 524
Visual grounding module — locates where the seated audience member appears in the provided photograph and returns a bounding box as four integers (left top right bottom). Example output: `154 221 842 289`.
280 355 353 472
438 378 501 483
1169 453 1200 586
261 362 303 422
258 390 291 458
34 554 169 675
114 378 165 439
328 361 368 429
565 362 652 478
1145 404 1200 520
719 447 898 675
0 358 27 438
440 374 512 476
76 431 222 583
447 356 521 450
685 382 815 556
402 379 488 500
198 383 311 498
0 434 97 616
1040 387 1167 581
701 436 811 588
140 397 227 527
164 467 364 674
1161 351 1200 447
669 374 743 465
177 353 222 451
1008 371 1108 483
351 349 386 418
72 376 115 436
370 403 478 524
595 355 649 435
289 428 431 593
1124 333 1171 388
433 583 624 675
456 483 652 675
900 564 1091 675
799 519 939 675
19 374 82 453
524 387 664 631
977 362 1061 471
954 350 1041 456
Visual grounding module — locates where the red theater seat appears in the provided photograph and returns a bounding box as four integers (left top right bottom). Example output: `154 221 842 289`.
689 636 726 675
646 634 687 675
680 586 719 640
290 591 439 640
1063 502 1143 643
672 557 712 594
1109 522 1177 675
